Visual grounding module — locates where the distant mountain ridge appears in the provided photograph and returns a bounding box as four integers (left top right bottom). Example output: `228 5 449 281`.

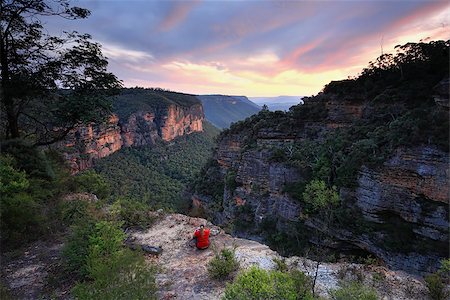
249 96 303 111
197 95 261 129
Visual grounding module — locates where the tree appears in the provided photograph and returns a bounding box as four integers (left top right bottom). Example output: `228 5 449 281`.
0 0 122 144
301 179 339 297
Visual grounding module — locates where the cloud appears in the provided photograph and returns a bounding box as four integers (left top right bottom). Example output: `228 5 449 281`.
48 0 450 96
156 1 201 32
102 44 154 63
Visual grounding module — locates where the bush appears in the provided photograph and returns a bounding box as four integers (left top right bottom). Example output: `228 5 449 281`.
71 170 110 199
110 197 157 228
302 180 339 213
0 155 45 247
62 220 97 277
225 170 238 191
0 283 12 300
223 266 313 300
273 258 288 272
72 249 157 300
208 247 240 279
71 220 157 299
60 198 104 226
330 281 378 300
425 273 449 300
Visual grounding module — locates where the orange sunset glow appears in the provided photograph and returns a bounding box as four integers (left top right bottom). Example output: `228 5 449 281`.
48 0 450 97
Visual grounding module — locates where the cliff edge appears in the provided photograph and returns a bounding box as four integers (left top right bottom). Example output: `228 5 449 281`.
128 213 428 300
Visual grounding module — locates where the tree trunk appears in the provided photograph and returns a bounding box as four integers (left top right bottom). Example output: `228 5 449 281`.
312 260 320 297
0 27 19 138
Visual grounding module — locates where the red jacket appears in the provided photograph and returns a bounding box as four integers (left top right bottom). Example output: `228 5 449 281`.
194 228 210 249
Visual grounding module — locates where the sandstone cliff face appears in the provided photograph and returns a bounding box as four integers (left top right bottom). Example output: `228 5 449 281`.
62 103 204 173
194 97 449 275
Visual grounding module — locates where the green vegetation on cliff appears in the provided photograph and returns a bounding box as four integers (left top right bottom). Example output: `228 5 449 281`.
94 121 220 211
113 88 201 119
195 40 449 260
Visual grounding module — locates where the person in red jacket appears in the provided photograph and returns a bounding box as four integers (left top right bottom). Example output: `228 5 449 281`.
193 224 210 250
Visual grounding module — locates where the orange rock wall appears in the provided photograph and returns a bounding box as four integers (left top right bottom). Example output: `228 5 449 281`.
62 103 204 173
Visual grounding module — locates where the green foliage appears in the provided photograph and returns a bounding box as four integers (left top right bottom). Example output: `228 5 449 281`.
302 180 339 213
70 170 110 199
330 281 378 300
439 259 450 281
95 122 219 211
273 258 288 272
71 221 157 300
86 221 125 269
425 274 447 300
1 1 122 142
290 269 314 299
193 157 224 208
225 170 238 191
72 249 157 300
110 197 157 228
0 144 72 249
208 247 240 279
270 148 288 162
0 155 42 244
222 266 313 300
0 155 29 195
0 283 12 300
60 199 101 226
63 220 97 277
61 197 158 299
424 260 450 300
113 88 200 119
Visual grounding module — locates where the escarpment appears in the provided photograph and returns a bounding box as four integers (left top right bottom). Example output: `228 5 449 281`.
193 72 449 274
60 90 204 173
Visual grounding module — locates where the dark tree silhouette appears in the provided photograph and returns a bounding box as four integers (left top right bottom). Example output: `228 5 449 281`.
0 0 122 144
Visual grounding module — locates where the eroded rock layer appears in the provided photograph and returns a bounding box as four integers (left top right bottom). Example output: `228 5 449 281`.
62 103 203 173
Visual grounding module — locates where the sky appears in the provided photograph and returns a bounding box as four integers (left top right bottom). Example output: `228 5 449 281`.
48 0 449 97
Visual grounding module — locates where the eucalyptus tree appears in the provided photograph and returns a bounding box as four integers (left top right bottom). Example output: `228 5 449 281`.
0 0 122 144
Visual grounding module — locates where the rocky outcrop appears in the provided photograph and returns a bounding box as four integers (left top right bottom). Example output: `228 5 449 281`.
128 213 429 300
194 99 449 275
62 103 204 173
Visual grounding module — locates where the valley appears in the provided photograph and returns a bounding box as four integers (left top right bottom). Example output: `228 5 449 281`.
1 1 449 299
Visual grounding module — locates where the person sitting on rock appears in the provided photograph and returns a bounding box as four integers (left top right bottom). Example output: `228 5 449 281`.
192 224 210 250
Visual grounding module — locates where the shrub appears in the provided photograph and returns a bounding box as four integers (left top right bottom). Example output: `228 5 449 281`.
425 273 449 300
0 155 45 247
270 148 287 162
225 170 238 191
71 170 110 199
110 197 157 228
62 220 97 277
71 220 157 299
72 249 157 300
273 258 288 272
0 283 12 300
60 198 103 226
208 247 240 279
330 281 378 300
223 266 313 300
302 180 339 213
290 269 314 299
439 258 450 282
